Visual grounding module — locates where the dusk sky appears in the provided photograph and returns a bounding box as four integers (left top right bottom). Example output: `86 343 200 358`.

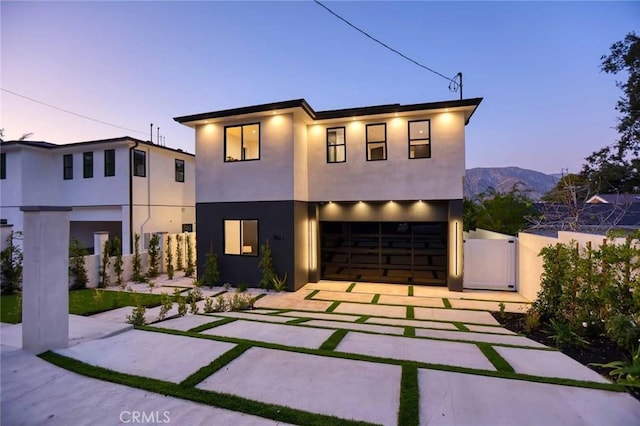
2 1 638 174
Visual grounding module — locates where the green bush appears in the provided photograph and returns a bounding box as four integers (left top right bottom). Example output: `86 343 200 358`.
147 234 160 278
69 237 89 290
258 239 276 290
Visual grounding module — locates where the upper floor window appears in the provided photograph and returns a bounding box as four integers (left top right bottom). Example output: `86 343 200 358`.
175 159 185 182
63 154 73 180
225 123 260 162
409 120 431 159
326 127 346 163
366 123 387 161
133 150 146 177
83 152 93 178
0 153 5 180
104 149 115 177
224 219 258 256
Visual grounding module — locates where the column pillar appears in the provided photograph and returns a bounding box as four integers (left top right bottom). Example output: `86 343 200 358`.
20 206 72 354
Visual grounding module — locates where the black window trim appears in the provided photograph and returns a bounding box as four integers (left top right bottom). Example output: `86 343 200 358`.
63 154 73 180
133 149 146 177
83 151 94 179
408 119 431 159
326 126 346 164
366 122 387 161
104 149 116 177
224 122 261 162
175 158 185 182
223 219 259 257
0 152 5 180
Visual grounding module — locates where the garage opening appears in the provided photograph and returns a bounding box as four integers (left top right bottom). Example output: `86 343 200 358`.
320 221 447 285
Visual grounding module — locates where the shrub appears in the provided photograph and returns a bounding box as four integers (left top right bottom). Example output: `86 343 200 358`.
203 297 215 313
592 346 640 389
549 319 589 349
1 231 23 295
69 237 89 290
258 239 276 290
184 233 195 277
271 273 288 292
112 237 124 288
189 299 199 314
126 305 147 326
176 234 184 271
237 282 247 293
524 309 541 333
213 295 228 312
132 233 145 283
147 234 160 278
177 299 188 317
158 293 173 320
606 314 640 352
166 235 174 280
98 240 111 288
201 250 220 287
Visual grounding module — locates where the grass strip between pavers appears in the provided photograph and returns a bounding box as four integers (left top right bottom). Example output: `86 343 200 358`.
319 329 349 351
40 352 377 426
180 344 251 387
398 364 420 426
305 290 320 300
442 298 452 308
137 325 624 392
371 294 380 304
355 315 371 323
453 322 470 331
408 286 414 297
477 343 515 373
326 301 341 313
404 327 416 338
187 317 237 333
346 283 357 293
406 306 415 319
266 309 293 316
286 317 311 325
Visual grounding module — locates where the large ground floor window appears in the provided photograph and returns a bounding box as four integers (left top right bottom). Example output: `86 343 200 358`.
224 220 258 256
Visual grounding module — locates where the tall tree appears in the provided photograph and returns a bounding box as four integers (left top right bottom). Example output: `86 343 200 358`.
582 32 640 194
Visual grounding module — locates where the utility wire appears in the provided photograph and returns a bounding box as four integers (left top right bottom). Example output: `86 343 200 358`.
313 0 460 92
1 88 148 136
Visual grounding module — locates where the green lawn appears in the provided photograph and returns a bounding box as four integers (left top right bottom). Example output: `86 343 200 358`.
1 290 165 324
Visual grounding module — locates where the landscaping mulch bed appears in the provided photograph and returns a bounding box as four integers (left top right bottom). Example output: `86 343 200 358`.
493 312 639 400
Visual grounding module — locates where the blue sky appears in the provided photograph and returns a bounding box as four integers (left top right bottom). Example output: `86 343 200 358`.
2 1 637 174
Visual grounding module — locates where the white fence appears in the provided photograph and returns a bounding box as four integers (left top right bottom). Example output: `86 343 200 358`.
463 229 517 291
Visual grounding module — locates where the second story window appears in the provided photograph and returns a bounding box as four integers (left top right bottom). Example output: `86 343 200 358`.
0 153 5 180
175 159 185 182
327 127 346 163
83 152 93 178
104 149 115 177
366 123 387 161
133 149 146 177
63 154 73 180
225 123 260 162
409 120 431 159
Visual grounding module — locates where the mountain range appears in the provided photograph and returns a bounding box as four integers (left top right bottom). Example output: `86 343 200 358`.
464 167 560 201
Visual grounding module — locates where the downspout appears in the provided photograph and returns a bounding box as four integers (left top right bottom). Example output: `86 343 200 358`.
129 140 139 254
139 144 152 247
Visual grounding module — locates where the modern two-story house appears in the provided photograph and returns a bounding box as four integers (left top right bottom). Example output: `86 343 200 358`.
0 137 195 254
175 97 481 291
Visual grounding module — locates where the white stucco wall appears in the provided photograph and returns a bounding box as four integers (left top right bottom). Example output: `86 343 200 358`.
195 114 295 202
307 112 466 202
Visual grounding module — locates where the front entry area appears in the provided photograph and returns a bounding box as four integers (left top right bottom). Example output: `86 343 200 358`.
320 221 448 285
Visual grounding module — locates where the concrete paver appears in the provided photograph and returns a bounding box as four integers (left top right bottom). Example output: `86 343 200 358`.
57 329 235 383
413 307 500 325
1 348 284 426
197 347 401 426
312 290 375 303
495 346 610 383
201 320 334 349
207 311 294 323
303 281 354 292
465 324 517 335
255 295 332 312
419 369 640 426
89 306 135 323
449 299 530 313
333 302 407 318
277 311 362 322
378 294 445 307
414 328 546 348
365 317 459 330
336 332 496 370
349 282 410 295
154 314 222 331
303 319 404 335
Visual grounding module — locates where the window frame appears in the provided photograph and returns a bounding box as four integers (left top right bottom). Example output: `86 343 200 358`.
133 149 146 177
63 154 73 180
0 153 5 180
223 219 259 256
366 123 387 161
104 149 115 177
326 126 346 163
83 151 94 179
408 119 431 159
224 123 261 162
175 159 185 182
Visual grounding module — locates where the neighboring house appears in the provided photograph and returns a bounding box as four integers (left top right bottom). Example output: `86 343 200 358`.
585 193 640 205
175 98 482 291
0 137 195 254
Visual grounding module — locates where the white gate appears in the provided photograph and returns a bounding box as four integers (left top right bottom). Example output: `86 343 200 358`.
463 230 517 291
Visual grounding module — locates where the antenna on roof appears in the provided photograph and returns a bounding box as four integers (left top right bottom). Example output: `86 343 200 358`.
157 127 160 145
150 123 153 143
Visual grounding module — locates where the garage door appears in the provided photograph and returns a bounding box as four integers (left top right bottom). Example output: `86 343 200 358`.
320 221 447 285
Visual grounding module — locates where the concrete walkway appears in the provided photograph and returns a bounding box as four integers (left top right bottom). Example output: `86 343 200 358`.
3 281 640 425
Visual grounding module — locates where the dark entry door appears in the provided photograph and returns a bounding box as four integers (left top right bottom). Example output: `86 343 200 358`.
320 221 447 285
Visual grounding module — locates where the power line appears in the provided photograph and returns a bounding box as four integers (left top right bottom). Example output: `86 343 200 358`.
1 88 148 136
313 0 461 93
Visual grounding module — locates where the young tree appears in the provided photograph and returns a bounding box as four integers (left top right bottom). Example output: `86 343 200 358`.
258 239 276 289
581 32 640 194
466 185 537 235
69 237 89 290
184 233 195 277
98 240 111 288
112 236 124 287
132 233 145 282
201 241 220 287
147 233 160 278
1 231 23 295
175 233 184 271
166 235 174 280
